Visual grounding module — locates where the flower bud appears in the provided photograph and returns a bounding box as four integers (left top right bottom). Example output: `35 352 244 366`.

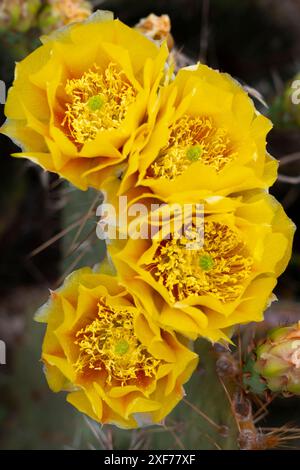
0 0 41 33
255 322 300 395
38 0 92 34
284 73 300 127
135 13 174 50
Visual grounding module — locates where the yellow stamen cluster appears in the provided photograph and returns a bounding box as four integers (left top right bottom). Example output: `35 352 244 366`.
74 299 160 386
148 115 238 179
63 63 136 144
146 221 253 303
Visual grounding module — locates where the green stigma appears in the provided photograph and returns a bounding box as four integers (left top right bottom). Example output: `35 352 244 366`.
186 145 203 162
199 254 214 271
87 95 104 112
115 339 129 356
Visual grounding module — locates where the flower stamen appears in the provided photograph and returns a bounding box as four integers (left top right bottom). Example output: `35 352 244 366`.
145 221 253 303
62 63 136 144
74 300 160 385
148 115 238 179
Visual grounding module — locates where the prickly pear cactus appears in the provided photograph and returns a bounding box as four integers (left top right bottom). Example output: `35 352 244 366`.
4 6 297 451
60 187 237 450
59 185 300 450
76 339 239 450
61 186 105 278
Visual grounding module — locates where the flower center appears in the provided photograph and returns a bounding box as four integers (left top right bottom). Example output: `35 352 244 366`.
199 253 214 271
148 115 237 179
145 221 253 303
186 145 203 162
62 63 136 144
74 300 160 385
87 95 104 112
114 339 130 356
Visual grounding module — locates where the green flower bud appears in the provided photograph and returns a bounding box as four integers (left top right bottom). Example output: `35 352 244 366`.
255 323 300 395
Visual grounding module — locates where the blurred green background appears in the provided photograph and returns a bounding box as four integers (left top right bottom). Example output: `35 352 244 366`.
0 0 300 449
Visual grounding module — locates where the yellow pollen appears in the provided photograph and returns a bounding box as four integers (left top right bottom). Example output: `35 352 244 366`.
74 300 160 385
62 63 136 144
145 221 253 303
148 115 238 179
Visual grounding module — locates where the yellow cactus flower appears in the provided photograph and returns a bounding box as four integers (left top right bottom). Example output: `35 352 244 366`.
109 192 295 342
35 267 198 428
1 12 168 190
112 64 278 199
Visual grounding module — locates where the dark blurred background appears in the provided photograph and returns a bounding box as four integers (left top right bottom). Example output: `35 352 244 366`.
0 0 299 449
